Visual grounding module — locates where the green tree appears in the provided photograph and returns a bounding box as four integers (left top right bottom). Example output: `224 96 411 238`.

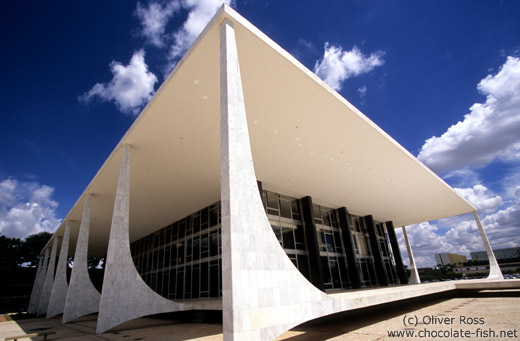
0 234 23 271
20 232 52 266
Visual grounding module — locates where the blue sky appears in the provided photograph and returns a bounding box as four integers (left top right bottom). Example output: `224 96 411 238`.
1 1 519 267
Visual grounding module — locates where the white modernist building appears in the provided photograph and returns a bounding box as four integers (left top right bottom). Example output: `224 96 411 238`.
27 5 505 340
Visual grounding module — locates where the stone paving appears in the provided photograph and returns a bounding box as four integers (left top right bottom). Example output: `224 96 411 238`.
1 289 519 340
277 289 520 340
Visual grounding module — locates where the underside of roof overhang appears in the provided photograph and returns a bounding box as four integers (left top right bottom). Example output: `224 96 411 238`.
45 5 475 257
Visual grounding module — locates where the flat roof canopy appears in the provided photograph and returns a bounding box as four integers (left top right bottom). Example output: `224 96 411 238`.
47 5 474 256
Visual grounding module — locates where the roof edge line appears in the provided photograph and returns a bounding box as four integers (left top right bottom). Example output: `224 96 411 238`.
222 5 475 213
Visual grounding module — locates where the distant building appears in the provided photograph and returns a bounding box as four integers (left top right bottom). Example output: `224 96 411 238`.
435 253 468 267
455 247 520 276
454 262 520 276
471 247 520 262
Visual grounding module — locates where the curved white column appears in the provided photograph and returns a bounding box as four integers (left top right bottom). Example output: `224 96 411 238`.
220 19 344 340
63 194 101 323
473 211 503 279
96 145 186 334
27 252 46 314
38 237 59 315
32 248 50 314
402 226 421 284
47 221 71 318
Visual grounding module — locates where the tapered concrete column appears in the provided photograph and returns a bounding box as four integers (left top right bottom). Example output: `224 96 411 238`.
97 145 185 333
63 194 101 323
27 252 46 314
300 196 325 291
473 211 503 279
220 18 339 340
47 221 71 318
337 207 361 289
36 249 50 309
386 221 408 285
38 237 59 315
402 226 420 284
364 215 389 286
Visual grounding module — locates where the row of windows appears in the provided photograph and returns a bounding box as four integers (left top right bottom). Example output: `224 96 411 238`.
375 222 400 285
314 204 340 228
263 190 312 283
130 202 221 258
350 216 373 258
143 259 222 300
264 194 359 291
349 215 386 286
132 227 222 275
130 189 402 299
270 219 306 252
358 258 378 287
314 205 352 290
131 203 223 299
262 190 302 221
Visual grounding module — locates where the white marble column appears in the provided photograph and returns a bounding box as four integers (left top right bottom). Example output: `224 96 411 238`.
63 194 101 323
27 252 46 314
220 19 337 340
47 221 71 318
38 237 59 315
96 145 185 334
402 226 421 284
473 211 503 279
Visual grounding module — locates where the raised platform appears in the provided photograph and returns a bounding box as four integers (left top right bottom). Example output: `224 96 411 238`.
169 279 520 314
329 279 520 311
2 282 518 340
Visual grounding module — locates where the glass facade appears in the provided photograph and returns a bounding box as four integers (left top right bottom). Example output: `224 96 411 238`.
130 202 222 299
375 222 400 285
313 204 351 290
261 190 311 281
349 215 379 287
130 188 401 299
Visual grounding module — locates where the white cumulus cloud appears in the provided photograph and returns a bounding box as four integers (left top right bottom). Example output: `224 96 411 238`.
418 56 520 173
169 0 234 61
357 85 367 99
444 219 485 253
0 178 61 239
314 43 384 91
395 218 490 268
136 1 181 48
133 0 233 74
454 184 502 213
480 171 520 249
79 49 158 115
442 168 482 188
396 195 520 269
480 181 520 249
395 222 457 268
483 205 520 234
401 58 520 270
